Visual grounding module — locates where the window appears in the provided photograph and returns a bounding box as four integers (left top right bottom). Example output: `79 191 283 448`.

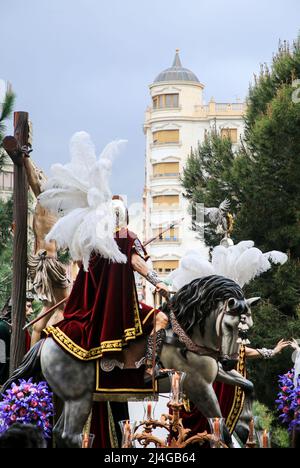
153 260 179 274
153 130 179 145
0 171 13 190
152 94 179 109
153 227 179 241
152 162 179 178
0 339 6 364
152 195 179 208
221 128 238 143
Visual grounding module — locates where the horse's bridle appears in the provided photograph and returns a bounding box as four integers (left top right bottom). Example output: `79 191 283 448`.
168 300 244 368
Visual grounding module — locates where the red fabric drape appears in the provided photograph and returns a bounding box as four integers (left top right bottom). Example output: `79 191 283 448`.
181 347 246 436
44 228 149 360
90 402 111 448
180 383 236 435
25 330 31 353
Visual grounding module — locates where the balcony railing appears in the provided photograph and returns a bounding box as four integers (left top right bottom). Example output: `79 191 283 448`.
194 102 246 116
152 237 181 244
152 204 180 211
150 141 181 149
152 105 181 111
151 173 179 180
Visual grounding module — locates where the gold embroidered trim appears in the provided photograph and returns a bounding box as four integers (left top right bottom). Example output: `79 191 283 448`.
142 308 156 325
44 286 143 361
226 345 246 433
95 359 158 393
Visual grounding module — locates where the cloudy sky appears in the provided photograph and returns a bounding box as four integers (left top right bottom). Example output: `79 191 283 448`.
1 0 299 202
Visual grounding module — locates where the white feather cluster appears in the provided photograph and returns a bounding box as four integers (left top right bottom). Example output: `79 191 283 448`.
168 240 288 290
38 131 128 271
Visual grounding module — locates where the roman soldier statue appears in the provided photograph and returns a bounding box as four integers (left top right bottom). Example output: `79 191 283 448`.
38 132 169 382
24 156 70 346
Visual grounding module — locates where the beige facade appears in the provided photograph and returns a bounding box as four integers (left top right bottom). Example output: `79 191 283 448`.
0 151 14 201
143 51 245 302
0 151 38 258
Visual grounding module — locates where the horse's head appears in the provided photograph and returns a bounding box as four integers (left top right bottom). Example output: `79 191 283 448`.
170 275 259 371
219 296 259 371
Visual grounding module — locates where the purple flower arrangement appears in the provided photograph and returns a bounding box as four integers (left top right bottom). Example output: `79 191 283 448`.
276 369 300 432
0 378 54 439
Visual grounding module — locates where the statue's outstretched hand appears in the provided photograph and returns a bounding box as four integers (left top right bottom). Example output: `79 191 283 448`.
273 339 290 355
155 282 170 299
288 338 300 351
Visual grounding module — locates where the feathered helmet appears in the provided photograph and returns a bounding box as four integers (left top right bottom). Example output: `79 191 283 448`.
112 195 129 227
38 131 128 270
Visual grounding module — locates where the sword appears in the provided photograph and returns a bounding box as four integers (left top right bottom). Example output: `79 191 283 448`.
23 297 67 330
143 218 184 247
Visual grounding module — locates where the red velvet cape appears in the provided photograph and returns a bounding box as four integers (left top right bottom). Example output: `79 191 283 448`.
44 228 151 360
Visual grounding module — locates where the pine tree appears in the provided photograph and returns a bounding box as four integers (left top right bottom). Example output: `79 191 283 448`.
181 132 238 245
0 88 15 309
182 36 300 409
234 38 300 408
235 43 300 255
0 87 15 157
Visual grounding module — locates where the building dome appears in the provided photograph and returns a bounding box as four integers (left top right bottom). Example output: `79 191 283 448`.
154 50 199 84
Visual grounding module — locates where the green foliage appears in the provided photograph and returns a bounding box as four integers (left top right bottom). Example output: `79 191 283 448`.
0 237 13 311
272 426 290 449
0 89 15 309
243 261 300 317
181 35 300 411
252 400 290 448
57 248 71 265
0 197 13 255
32 299 43 318
181 133 236 204
181 133 238 245
253 400 274 431
0 197 13 310
0 88 15 147
237 41 300 414
235 85 300 256
246 302 300 409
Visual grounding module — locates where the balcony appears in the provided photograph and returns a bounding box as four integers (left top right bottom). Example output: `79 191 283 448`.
152 204 180 212
150 173 180 181
152 237 181 245
194 101 246 118
152 105 182 112
150 141 182 149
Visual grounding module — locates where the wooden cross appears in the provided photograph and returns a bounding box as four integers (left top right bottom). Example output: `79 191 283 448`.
2 112 29 373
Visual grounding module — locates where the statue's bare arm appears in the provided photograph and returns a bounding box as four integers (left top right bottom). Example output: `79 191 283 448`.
23 156 41 197
245 339 290 359
131 253 169 298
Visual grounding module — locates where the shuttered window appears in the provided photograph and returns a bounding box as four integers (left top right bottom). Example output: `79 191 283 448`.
153 260 179 274
153 195 179 207
153 94 179 109
0 340 6 364
0 171 13 190
153 227 179 241
153 162 179 177
153 130 179 145
221 128 238 143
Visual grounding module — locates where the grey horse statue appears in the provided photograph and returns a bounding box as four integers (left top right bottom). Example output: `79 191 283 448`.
1 275 258 447
160 276 259 436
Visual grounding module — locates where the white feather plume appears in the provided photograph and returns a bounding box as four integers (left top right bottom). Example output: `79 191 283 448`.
168 252 214 290
263 250 288 265
38 131 128 270
169 241 288 290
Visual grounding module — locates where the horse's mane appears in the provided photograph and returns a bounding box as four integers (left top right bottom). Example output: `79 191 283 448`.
169 275 244 336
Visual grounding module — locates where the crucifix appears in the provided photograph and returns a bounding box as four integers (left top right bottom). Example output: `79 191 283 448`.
2 111 29 373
